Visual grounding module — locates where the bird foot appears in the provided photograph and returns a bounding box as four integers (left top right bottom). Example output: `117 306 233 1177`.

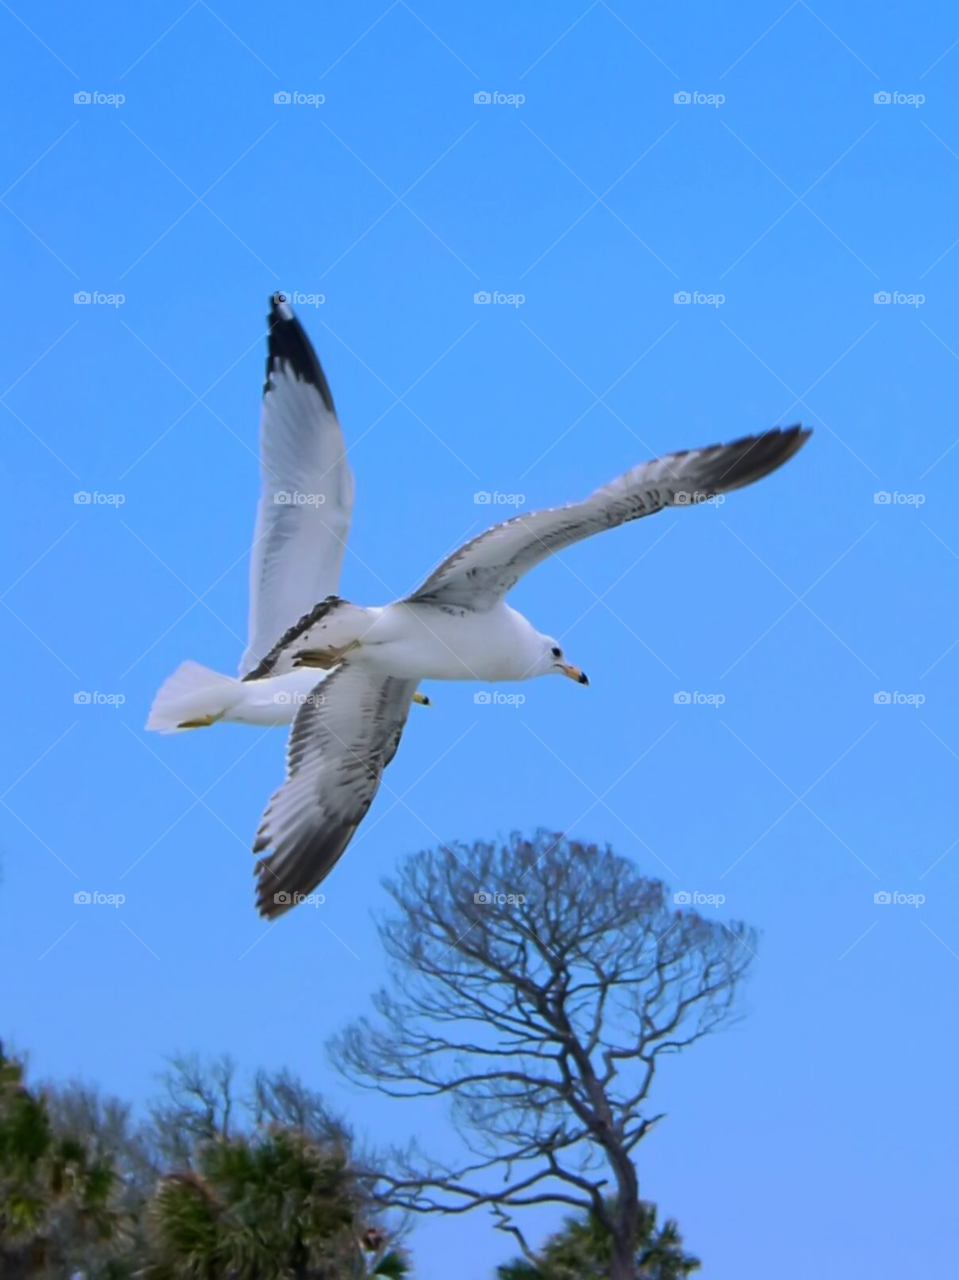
292 644 354 669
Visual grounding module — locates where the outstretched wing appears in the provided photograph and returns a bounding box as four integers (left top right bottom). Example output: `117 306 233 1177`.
252 663 418 917
408 426 810 611
240 296 355 676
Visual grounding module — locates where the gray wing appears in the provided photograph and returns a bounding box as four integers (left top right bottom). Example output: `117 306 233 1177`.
408 426 810 611
252 663 418 917
240 296 355 677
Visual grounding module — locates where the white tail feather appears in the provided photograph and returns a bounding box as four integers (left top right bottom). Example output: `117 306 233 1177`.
146 661 245 734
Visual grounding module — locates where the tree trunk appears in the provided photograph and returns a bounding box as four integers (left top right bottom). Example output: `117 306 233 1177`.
610 1231 636 1280
610 1150 640 1280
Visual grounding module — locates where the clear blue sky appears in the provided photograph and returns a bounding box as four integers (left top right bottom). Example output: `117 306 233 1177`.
2 1 958 1274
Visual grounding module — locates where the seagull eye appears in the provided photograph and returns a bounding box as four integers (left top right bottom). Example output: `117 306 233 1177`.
551 646 562 658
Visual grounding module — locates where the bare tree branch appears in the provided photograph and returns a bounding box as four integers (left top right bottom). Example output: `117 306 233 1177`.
329 832 757 1280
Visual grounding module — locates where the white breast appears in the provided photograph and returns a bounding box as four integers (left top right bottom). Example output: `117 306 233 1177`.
363 602 540 682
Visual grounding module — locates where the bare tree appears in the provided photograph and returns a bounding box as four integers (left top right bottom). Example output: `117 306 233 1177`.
330 832 757 1280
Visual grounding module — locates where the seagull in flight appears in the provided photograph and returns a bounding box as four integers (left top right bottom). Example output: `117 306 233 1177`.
146 297 431 734
236 306 810 917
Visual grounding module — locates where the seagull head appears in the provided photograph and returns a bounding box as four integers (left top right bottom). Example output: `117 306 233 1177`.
538 637 588 685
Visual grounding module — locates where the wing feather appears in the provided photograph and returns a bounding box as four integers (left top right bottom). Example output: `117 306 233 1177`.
252 664 417 917
408 426 810 610
240 297 355 676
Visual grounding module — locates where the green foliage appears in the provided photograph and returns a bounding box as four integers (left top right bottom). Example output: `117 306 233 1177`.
0 1042 121 1279
0 1046 410 1279
134 1056 409 1278
496 1201 699 1280
140 1128 383 1279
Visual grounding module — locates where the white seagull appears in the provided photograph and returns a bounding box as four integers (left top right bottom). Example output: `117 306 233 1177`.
243 340 811 915
146 297 430 735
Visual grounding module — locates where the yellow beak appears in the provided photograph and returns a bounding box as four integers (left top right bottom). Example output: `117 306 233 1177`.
558 663 589 686
413 691 431 706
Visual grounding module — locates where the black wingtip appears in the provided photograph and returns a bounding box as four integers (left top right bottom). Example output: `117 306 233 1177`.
777 422 812 445
264 292 336 414
711 423 811 493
